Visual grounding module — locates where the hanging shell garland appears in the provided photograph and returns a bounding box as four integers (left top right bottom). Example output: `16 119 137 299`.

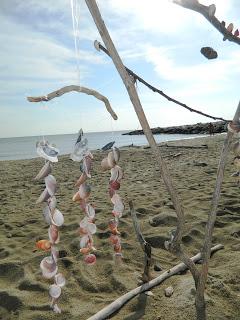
101 146 124 258
71 130 97 265
34 140 65 313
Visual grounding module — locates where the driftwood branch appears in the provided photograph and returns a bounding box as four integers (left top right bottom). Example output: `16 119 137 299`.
86 0 199 284
164 144 208 149
173 0 240 46
129 201 152 283
27 85 118 120
87 244 224 320
94 41 228 122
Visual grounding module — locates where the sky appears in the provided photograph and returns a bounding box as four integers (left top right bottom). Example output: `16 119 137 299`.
0 0 239 138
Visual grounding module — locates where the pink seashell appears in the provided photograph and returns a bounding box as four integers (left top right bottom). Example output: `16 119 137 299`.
48 225 59 244
36 188 51 204
51 209 64 227
109 234 120 245
83 156 92 178
75 173 87 187
45 175 57 196
34 161 52 180
40 256 58 279
110 165 123 182
49 284 61 299
51 246 59 262
54 273 66 287
73 191 81 202
107 151 116 168
109 187 115 198
109 180 120 190
85 204 95 219
84 254 96 265
111 193 121 205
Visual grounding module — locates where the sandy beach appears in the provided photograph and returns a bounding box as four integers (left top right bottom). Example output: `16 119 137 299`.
0 133 240 320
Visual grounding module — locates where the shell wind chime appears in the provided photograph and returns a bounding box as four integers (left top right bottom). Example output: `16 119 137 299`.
34 140 65 313
228 122 240 185
101 147 124 258
71 130 97 265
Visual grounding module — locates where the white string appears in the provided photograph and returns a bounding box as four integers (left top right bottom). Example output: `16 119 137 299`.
70 0 81 85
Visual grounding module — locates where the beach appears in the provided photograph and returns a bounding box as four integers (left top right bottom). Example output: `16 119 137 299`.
0 133 240 320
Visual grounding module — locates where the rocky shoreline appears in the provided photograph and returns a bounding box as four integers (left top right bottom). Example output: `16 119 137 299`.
123 121 227 135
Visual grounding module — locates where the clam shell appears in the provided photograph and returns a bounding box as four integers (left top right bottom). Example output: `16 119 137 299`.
113 147 120 163
84 254 96 265
55 273 66 287
49 284 61 299
107 151 116 168
40 256 58 279
42 205 51 224
45 175 57 196
51 209 64 227
48 225 59 244
34 161 52 180
101 157 111 171
85 204 95 219
110 165 123 182
79 183 91 200
75 173 87 187
36 188 51 204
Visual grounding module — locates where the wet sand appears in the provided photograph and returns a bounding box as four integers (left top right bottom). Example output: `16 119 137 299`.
0 134 240 320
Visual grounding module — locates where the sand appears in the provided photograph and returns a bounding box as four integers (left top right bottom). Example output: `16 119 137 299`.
0 134 240 320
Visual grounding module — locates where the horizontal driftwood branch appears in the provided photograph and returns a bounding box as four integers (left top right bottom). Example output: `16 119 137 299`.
27 85 118 120
164 144 208 149
87 244 224 320
173 0 240 46
94 41 228 122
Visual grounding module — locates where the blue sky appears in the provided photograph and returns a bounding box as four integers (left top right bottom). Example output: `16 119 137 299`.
0 0 239 138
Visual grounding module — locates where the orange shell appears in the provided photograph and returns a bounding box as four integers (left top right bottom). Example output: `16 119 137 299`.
36 240 51 251
80 247 91 255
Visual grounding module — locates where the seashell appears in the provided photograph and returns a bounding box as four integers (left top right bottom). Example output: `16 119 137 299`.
113 200 124 217
36 239 51 251
51 246 59 262
80 234 90 248
109 181 120 191
85 204 95 219
108 219 118 230
48 196 57 211
113 147 120 163
42 205 51 224
80 247 91 254
75 173 87 187
84 254 96 265
48 225 59 244
227 23 234 33
234 29 239 37
107 151 116 168
45 175 57 196
165 286 174 297
82 156 92 178
40 256 58 279
79 183 91 200
54 273 66 287
49 284 61 299
109 234 120 245
34 161 52 180
70 138 89 162
87 222 97 235
233 141 240 156
111 193 122 205
73 191 81 202
101 157 111 171
114 243 121 253
36 188 51 204
51 209 64 227
53 303 61 314
36 140 59 163
109 187 115 198
79 199 87 211
110 165 123 182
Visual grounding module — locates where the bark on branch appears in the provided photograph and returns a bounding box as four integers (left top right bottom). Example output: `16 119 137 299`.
129 201 152 282
87 244 224 320
27 85 118 120
173 0 240 46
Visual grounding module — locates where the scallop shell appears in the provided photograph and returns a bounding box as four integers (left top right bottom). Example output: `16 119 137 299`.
107 151 116 168
101 157 111 171
48 225 59 244
79 183 91 200
55 273 66 287
75 173 87 187
113 147 120 162
34 161 52 180
110 165 123 182
84 254 96 265
40 256 58 279
45 175 57 196
42 205 51 224
49 284 61 299
36 188 51 204
51 209 64 227
85 204 95 219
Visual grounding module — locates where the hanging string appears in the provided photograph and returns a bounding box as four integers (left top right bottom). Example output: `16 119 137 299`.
70 0 81 85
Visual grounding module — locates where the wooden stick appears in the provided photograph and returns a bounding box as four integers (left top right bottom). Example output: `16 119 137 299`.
87 244 224 320
95 41 228 122
27 85 118 120
173 0 240 46
129 201 152 283
85 0 199 283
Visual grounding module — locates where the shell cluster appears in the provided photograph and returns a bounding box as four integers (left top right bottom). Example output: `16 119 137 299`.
71 130 97 265
222 21 239 41
101 147 124 257
34 140 65 313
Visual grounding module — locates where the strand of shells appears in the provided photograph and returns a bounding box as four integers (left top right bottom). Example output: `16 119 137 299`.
101 147 124 258
34 140 65 313
71 130 97 265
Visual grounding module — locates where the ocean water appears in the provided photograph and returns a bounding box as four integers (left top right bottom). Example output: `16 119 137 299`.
0 131 203 161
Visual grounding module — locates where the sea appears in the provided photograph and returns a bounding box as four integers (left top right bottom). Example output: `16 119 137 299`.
0 130 203 161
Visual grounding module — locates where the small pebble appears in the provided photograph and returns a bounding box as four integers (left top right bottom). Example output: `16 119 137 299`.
144 291 154 297
154 263 163 272
165 286 174 297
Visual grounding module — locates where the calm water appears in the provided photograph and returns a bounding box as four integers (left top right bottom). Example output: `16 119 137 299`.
0 131 203 161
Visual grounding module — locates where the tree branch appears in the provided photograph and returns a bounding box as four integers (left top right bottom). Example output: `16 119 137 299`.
173 0 240 45
94 41 229 122
87 244 224 320
27 85 118 120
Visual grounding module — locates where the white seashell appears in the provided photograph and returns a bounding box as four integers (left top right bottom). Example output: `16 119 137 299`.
40 256 58 279
87 222 97 235
42 205 51 224
55 273 66 287
165 286 174 297
79 216 89 229
45 175 57 196
48 196 57 211
107 151 116 168
110 166 123 182
51 246 59 263
85 204 95 219
48 225 59 244
101 157 111 171
113 147 120 163
34 161 52 180
79 183 91 199
36 188 51 204
36 140 59 163
70 138 89 162
51 209 64 227
49 284 61 299
53 303 61 314
80 235 89 248
82 156 92 178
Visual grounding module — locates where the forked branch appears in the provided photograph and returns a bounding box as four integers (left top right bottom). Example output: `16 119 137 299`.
27 85 118 120
173 0 240 45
